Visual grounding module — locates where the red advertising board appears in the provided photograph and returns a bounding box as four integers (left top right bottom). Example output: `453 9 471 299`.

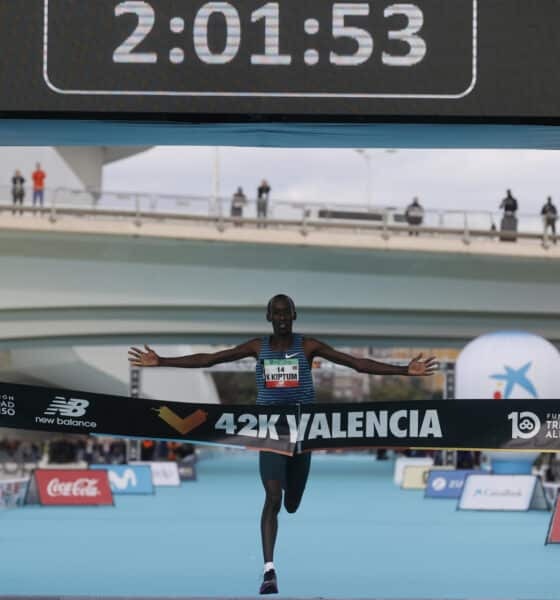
546 496 560 544
33 470 113 506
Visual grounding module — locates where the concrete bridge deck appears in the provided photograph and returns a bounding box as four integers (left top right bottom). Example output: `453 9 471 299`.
0 212 559 349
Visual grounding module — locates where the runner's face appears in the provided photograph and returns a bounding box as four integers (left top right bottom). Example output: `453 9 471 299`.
270 299 293 336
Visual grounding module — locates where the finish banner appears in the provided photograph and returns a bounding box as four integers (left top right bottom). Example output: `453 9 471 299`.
2 381 560 455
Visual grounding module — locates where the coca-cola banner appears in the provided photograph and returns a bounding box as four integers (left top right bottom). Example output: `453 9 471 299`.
32 470 113 506
3 381 560 455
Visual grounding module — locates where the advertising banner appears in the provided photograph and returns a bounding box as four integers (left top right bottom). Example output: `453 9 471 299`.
402 465 453 490
0 478 29 508
545 497 560 544
394 457 433 486
28 469 114 506
542 482 560 507
458 474 549 512
425 469 483 499
90 464 154 495
0 461 38 479
0 381 296 455
178 457 197 482
4 381 560 455
133 461 181 487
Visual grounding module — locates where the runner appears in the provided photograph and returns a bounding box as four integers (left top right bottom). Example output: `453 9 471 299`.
128 294 438 594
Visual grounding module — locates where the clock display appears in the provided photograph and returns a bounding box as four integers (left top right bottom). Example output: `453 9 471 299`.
44 0 476 98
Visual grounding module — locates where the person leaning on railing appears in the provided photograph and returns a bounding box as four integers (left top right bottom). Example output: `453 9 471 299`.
499 189 519 242
405 197 424 236
499 189 518 214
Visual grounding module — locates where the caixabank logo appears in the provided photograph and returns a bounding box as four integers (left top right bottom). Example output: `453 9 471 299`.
35 396 97 429
491 362 537 400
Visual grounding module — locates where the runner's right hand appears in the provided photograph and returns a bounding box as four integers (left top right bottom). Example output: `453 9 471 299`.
128 344 160 367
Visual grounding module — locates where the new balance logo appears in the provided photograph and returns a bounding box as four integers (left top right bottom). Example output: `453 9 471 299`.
45 397 89 417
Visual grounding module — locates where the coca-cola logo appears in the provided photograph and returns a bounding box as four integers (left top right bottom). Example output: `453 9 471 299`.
46 477 100 497
35 470 113 506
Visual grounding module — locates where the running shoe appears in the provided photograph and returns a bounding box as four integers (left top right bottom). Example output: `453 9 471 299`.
259 569 278 594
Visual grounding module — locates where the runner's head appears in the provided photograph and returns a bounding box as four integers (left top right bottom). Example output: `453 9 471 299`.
266 294 296 335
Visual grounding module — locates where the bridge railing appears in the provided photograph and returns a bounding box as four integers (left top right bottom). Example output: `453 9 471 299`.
0 186 557 248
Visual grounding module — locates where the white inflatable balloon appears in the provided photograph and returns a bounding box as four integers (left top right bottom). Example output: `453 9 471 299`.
456 331 560 400
456 331 560 472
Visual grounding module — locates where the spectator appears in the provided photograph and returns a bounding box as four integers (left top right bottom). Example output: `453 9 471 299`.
499 189 519 242
230 186 247 225
457 451 476 469
499 189 518 214
32 162 47 213
257 179 271 227
11 169 25 215
405 197 424 236
541 196 558 243
141 439 155 460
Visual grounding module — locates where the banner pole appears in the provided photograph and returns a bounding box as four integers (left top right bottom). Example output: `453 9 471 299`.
127 365 142 462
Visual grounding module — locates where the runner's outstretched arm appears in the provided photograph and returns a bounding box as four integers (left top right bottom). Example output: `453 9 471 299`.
128 339 260 368
306 338 438 376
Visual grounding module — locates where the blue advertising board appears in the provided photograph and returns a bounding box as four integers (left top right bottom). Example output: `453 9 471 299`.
425 469 483 499
90 464 154 495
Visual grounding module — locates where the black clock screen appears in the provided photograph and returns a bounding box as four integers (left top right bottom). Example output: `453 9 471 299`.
44 0 476 97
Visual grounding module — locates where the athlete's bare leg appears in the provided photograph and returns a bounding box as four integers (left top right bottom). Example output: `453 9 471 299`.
261 479 282 562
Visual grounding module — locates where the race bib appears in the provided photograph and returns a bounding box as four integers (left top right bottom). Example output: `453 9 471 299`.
264 359 299 388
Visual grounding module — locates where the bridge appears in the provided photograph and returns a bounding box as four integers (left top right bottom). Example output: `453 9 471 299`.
1 189 558 353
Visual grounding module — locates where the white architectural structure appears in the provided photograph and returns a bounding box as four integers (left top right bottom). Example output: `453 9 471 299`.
0 146 220 404
0 146 150 195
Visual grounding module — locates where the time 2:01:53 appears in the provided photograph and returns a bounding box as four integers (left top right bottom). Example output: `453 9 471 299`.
113 1 427 67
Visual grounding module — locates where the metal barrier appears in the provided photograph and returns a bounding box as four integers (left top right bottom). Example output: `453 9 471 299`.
0 186 557 248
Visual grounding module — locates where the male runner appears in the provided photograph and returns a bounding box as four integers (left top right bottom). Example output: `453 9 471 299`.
128 294 437 594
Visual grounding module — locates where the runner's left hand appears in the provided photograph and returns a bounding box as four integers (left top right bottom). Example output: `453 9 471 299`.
407 353 438 376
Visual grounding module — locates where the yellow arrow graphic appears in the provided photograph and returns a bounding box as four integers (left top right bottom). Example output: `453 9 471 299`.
155 406 208 435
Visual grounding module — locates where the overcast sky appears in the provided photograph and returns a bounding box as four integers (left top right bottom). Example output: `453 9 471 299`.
104 146 560 216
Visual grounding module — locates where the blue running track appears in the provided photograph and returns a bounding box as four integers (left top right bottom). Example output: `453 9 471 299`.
0 453 558 599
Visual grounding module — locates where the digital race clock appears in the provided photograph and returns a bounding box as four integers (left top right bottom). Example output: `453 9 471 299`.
43 0 477 98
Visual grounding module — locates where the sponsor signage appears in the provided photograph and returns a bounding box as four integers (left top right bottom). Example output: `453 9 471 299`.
5 382 560 455
0 461 38 478
394 457 433 486
0 1 560 121
425 469 482 499
90 464 154 495
402 465 453 490
545 497 560 544
178 457 197 482
542 482 560 507
133 461 181 487
0 478 29 508
29 469 114 506
458 474 549 512
0 392 16 417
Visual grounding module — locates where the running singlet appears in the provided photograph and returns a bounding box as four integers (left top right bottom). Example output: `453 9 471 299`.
256 334 314 405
